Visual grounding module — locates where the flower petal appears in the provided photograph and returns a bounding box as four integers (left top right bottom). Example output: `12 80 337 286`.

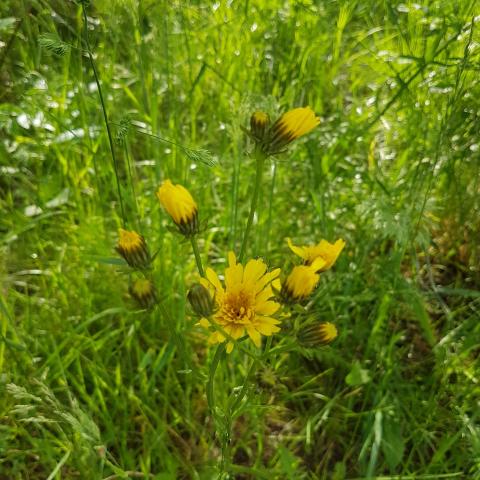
287 238 308 260
243 259 267 285
246 326 261 347
205 267 224 294
255 300 280 315
198 318 210 328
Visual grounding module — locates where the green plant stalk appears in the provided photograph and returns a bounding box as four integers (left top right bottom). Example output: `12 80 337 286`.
206 344 229 474
229 336 272 417
81 3 126 226
190 236 205 277
239 147 267 262
206 344 225 418
229 357 257 417
264 160 277 254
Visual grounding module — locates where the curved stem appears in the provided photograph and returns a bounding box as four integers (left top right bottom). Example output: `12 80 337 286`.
82 3 126 226
190 236 205 277
239 148 266 262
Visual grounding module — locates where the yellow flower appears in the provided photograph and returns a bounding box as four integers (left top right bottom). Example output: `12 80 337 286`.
281 258 324 303
297 322 338 347
130 278 157 310
199 252 282 353
267 107 319 154
156 179 199 236
287 237 345 272
116 228 151 269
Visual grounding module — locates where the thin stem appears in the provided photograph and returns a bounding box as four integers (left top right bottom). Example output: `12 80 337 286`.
190 236 205 277
229 357 258 417
81 3 126 226
229 336 271 418
264 160 277 254
206 344 225 418
239 148 266 262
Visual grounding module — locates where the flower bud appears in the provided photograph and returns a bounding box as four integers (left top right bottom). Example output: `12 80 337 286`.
280 258 324 303
250 111 270 143
297 322 338 347
187 283 215 317
156 179 199 237
116 228 151 269
130 278 157 310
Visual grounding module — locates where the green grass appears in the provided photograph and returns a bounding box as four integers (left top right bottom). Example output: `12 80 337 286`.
1 0 480 478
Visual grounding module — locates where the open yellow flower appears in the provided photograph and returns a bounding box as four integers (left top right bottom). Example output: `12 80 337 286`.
281 257 324 303
297 322 338 347
116 228 150 269
199 252 282 353
156 179 198 236
287 237 345 272
267 107 319 154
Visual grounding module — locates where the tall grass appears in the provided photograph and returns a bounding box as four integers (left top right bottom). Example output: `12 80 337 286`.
1 0 480 478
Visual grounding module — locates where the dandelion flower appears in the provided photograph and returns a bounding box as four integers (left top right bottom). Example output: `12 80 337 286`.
116 228 151 269
297 322 338 347
199 252 282 353
287 237 345 271
156 179 199 236
267 107 319 154
281 258 324 303
130 278 157 310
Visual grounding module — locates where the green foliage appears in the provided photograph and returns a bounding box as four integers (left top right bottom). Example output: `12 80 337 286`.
1 0 480 478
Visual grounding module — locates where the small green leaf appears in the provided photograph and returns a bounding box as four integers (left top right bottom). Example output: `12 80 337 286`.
345 361 371 386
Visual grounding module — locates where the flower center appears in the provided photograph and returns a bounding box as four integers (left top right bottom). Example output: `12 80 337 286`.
222 290 254 324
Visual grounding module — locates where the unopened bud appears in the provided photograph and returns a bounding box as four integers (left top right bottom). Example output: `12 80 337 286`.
187 283 215 317
250 111 270 143
297 322 338 348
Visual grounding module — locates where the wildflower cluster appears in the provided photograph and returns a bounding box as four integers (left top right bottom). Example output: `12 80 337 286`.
113 106 344 352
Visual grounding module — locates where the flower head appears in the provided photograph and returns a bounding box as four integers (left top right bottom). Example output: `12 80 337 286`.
116 228 151 269
130 278 157 310
281 258 324 303
156 179 199 236
287 237 345 272
199 252 282 353
267 107 319 154
297 322 338 347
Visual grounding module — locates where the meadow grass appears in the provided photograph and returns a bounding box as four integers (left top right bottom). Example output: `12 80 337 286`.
1 0 480 478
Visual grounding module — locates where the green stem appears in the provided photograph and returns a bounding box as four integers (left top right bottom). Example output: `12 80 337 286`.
206 344 225 418
239 148 266 262
190 236 205 277
264 160 277 254
229 336 271 418
81 3 126 226
229 358 258 417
